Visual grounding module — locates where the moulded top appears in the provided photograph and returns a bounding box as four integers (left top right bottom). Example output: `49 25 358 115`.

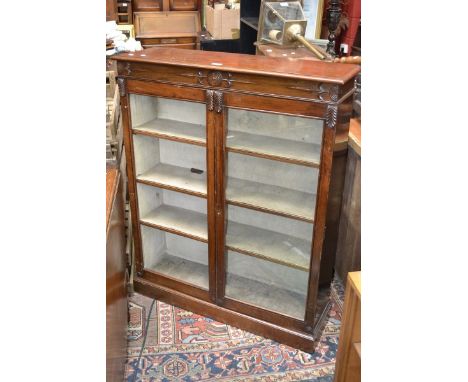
112 47 360 85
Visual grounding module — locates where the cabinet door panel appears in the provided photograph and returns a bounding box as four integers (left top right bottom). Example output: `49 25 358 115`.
218 104 325 322
128 93 215 298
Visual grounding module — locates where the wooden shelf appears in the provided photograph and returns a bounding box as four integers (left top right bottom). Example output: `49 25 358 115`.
149 252 209 290
137 163 207 198
226 221 311 271
241 17 259 31
227 177 316 222
226 272 307 320
137 163 316 222
227 130 321 168
133 118 206 146
140 204 311 271
140 205 208 242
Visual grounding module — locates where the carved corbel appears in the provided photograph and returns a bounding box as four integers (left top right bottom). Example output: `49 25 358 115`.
117 77 127 97
206 90 223 113
325 104 338 129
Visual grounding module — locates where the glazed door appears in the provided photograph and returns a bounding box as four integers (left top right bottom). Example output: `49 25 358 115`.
126 89 217 302
212 91 328 329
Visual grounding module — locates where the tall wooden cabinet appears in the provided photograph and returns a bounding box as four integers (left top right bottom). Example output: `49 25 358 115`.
113 47 359 351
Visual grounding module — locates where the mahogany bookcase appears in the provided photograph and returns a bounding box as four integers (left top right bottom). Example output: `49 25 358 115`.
113 47 359 351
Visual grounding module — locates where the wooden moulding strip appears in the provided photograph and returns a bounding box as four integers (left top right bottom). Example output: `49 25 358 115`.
132 129 207 147
134 277 318 352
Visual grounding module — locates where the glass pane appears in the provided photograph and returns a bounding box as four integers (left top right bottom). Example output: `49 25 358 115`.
224 108 323 320
130 94 209 290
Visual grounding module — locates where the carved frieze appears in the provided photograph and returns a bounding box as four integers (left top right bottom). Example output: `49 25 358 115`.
288 83 340 102
181 70 252 88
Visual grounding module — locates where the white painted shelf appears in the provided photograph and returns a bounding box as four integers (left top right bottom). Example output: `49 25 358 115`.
133 117 206 146
140 205 208 242
226 272 307 320
137 163 316 222
140 204 311 270
226 221 311 271
149 252 209 290
227 177 316 222
226 130 321 167
137 163 207 197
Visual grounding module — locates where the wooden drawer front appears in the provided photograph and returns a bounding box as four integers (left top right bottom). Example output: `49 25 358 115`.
133 0 162 12
134 11 201 39
142 43 197 50
139 37 196 45
170 0 198 10
117 61 353 103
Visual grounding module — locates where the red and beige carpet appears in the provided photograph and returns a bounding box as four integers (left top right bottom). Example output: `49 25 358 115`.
125 277 345 382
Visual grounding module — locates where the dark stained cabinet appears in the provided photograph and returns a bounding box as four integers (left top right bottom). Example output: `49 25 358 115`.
113 47 359 351
106 168 128 382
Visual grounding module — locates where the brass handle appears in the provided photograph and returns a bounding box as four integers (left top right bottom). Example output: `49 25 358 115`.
285 24 326 60
295 34 326 60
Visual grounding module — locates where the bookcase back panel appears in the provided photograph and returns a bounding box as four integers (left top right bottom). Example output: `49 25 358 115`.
226 251 308 320
137 183 207 217
130 94 206 127
228 108 324 144
133 134 161 175
227 152 318 194
141 226 209 290
160 140 206 171
227 250 309 295
226 205 312 241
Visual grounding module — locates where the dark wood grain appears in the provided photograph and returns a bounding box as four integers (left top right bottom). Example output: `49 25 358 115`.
334 272 361 382
335 119 361 286
115 48 359 352
106 0 118 21
119 81 144 275
206 91 218 303
214 94 227 306
117 60 354 102
113 47 360 84
320 99 354 285
134 277 319 352
304 122 336 327
133 0 163 12
106 168 127 382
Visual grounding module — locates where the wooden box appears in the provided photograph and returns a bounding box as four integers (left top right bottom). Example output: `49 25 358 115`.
113 47 359 352
205 5 240 40
170 0 198 11
133 0 163 12
134 11 201 49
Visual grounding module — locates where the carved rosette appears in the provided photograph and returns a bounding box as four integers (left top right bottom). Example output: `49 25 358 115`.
117 77 127 97
182 70 252 88
198 71 232 87
325 105 338 129
288 83 340 102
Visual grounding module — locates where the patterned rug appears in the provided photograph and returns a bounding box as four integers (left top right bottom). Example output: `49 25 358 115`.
125 276 345 382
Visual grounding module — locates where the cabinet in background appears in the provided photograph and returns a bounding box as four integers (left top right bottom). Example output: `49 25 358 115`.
134 11 200 49
113 47 359 351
